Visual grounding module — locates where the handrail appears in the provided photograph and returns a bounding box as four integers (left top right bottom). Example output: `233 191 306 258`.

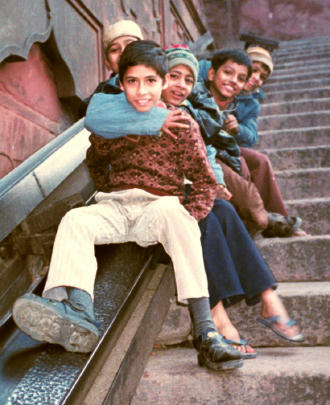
0 119 91 242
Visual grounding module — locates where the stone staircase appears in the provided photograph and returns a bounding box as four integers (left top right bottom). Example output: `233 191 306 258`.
131 36 330 404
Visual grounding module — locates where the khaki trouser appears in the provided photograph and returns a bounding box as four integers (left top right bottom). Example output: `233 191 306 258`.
43 188 209 302
218 160 269 233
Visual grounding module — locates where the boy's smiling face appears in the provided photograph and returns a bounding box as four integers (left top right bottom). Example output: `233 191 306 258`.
120 65 167 112
244 61 270 93
161 64 194 106
208 59 248 101
105 35 139 73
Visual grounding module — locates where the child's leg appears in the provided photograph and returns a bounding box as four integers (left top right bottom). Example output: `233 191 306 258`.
240 147 288 216
43 200 129 299
133 195 243 369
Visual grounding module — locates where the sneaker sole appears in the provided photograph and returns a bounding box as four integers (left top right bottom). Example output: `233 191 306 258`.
198 353 244 370
13 297 99 353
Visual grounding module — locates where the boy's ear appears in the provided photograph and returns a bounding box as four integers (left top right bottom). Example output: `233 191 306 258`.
162 73 169 90
208 67 215 82
119 80 125 91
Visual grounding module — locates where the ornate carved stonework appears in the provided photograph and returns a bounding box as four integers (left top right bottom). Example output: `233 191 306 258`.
0 0 52 63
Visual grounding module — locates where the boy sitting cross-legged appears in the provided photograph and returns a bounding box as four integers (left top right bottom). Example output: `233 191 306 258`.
12 40 242 370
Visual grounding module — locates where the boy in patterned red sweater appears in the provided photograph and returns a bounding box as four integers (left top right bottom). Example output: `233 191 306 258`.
12 40 242 371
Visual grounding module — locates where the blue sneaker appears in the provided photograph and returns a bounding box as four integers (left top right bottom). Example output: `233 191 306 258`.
13 293 100 353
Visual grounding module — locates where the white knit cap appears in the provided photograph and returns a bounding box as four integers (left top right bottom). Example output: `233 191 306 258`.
103 20 143 52
247 46 273 75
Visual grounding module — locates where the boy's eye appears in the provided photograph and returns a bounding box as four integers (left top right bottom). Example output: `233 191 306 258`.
186 78 194 85
127 78 136 84
260 74 267 82
238 75 247 83
147 78 157 84
109 47 120 54
170 73 179 80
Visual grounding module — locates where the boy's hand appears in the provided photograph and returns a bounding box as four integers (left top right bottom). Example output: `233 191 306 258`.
224 114 239 135
217 184 232 201
161 110 190 139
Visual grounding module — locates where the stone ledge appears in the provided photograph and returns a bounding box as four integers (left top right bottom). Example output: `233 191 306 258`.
132 347 330 405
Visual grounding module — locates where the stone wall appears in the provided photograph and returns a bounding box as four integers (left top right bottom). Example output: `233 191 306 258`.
203 0 330 48
0 0 209 178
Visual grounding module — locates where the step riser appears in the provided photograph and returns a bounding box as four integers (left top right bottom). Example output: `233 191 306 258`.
132 347 330 405
264 147 330 170
275 58 330 70
257 128 330 149
257 237 330 282
258 112 330 131
227 293 330 347
266 72 330 85
275 50 330 63
272 65 330 79
261 99 330 116
156 287 330 347
276 170 329 200
285 200 330 235
265 88 330 103
263 78 330 91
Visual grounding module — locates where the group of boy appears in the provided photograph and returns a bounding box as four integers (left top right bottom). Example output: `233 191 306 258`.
12 19 304 372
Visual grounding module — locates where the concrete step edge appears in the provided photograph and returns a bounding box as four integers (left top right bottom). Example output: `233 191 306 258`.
262 144 330 153
261 97 330 108
259 110 330 120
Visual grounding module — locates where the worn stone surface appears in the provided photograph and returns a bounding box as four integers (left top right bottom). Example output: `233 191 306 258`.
258 127 330 149
284 198 330 235
263 146 330 170
258 111 330 131
256 235 330 281
261 98 330 116
132 347 330 405
263 77 330 92
275 168 329 200
156 301 191 346
265 87 330 103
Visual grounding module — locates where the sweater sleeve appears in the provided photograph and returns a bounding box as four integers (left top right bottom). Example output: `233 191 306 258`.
179 115 217 222
85 134 113 192
85 93 168 138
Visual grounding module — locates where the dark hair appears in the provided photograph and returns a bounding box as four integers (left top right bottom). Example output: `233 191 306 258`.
118 40 168 83
211 49 252 78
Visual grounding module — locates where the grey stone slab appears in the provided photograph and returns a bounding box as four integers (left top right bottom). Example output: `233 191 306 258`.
132 347 330 405
257 126 330 149
263 78 330 92
285 197 330 235
266 70 330 85
265 87 330 103
275 57 330 71
258 111 330 131
263 145 330 170
260 98 330 116
256 235 330 281
275 168 329 199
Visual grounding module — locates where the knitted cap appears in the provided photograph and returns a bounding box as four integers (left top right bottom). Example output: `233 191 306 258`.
103 20 143 52
164 45 199 83
246 46 273 75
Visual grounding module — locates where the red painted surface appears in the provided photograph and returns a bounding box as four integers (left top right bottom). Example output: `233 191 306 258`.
0 44 63 178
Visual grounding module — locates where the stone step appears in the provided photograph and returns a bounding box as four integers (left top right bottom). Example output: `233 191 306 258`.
275 49 330 63
257 126 330 149
260 98 330 116
257 234 330 281
227 282 330 347
271 63 330 79
275 57 330 71
275 168 329 200
263 77 330 92
279 36 330 47
285 198 330 236
258 111 330 131
265 87 330 103
263 145 330 170
132 347 330 405
276 41 330 54
159 282 330 347
266 70 330 85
